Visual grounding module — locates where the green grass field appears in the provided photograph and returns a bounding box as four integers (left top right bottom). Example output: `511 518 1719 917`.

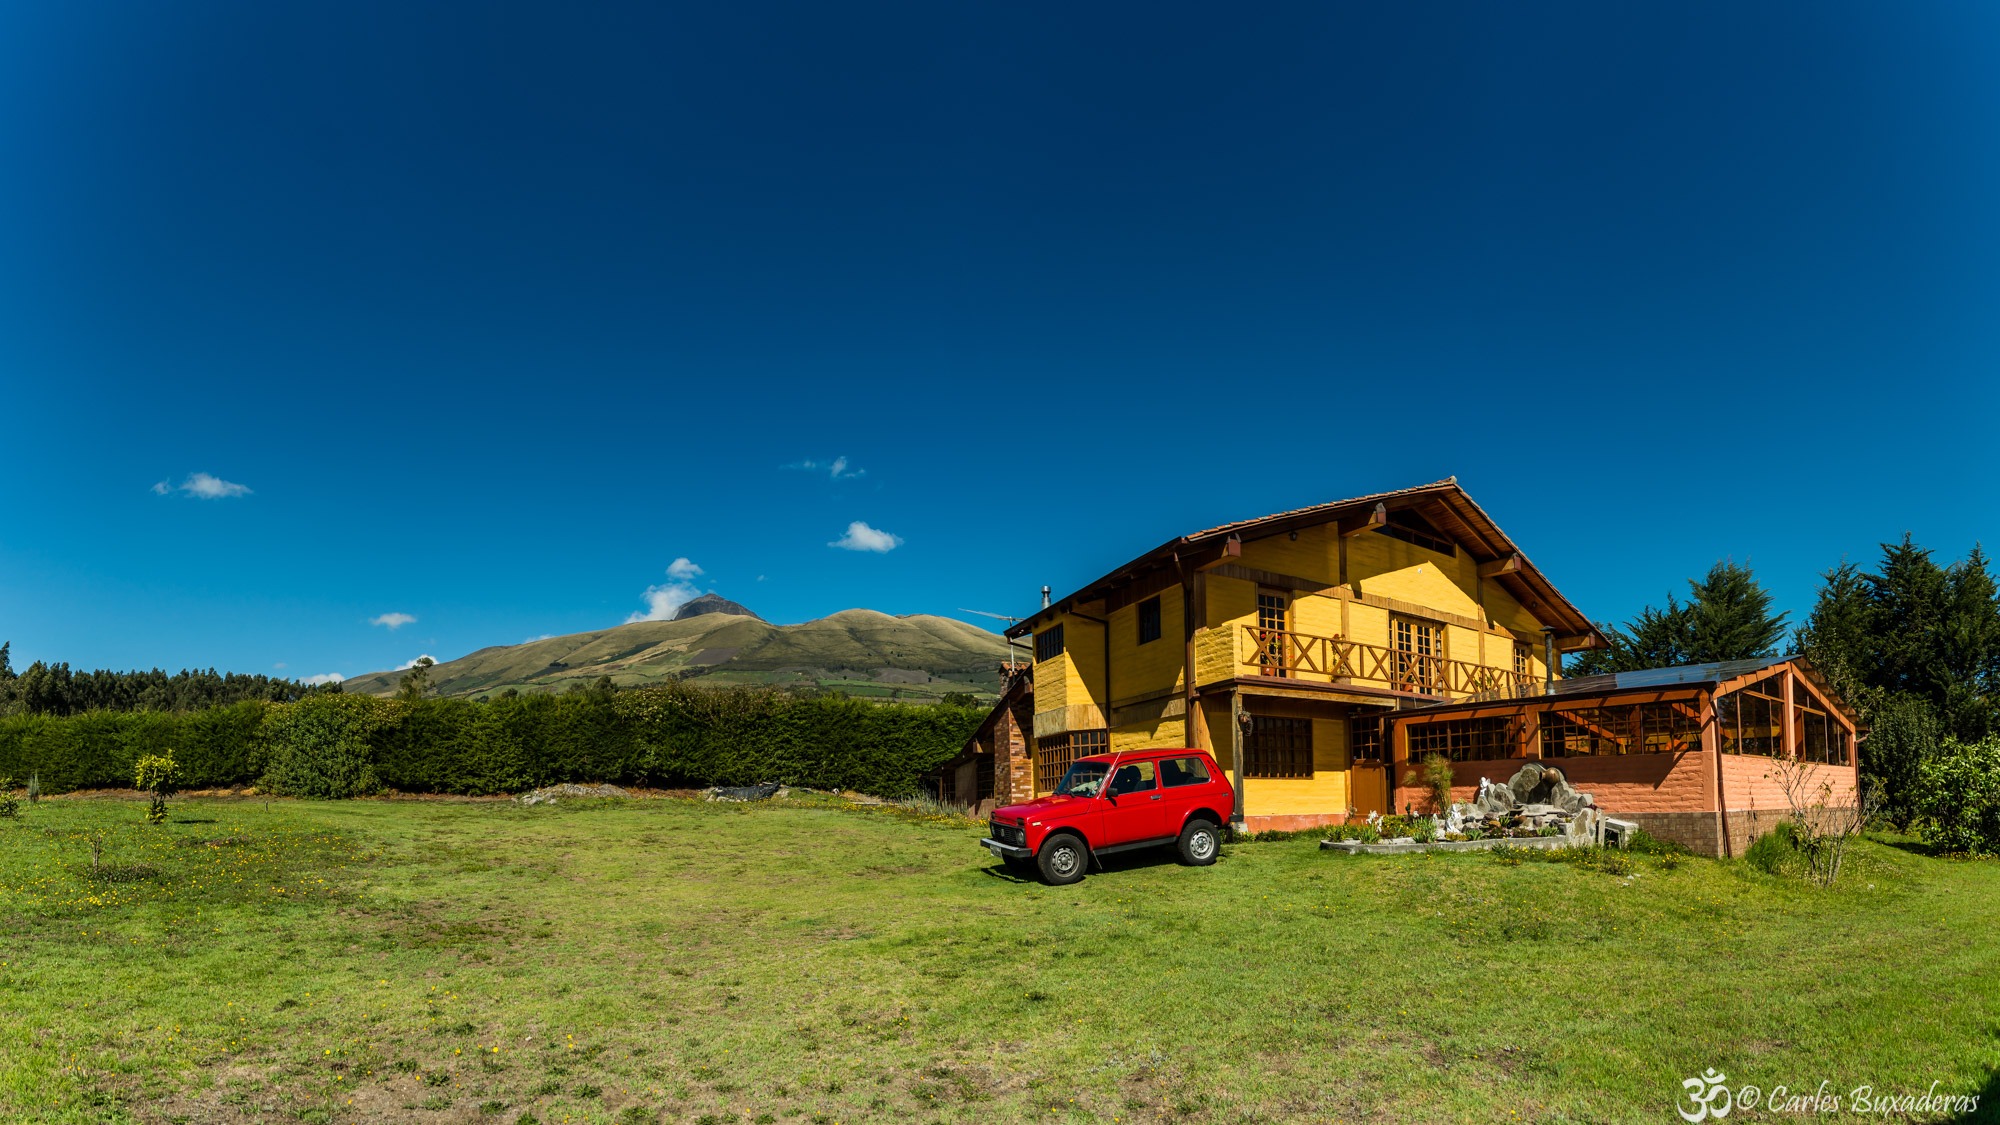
2 795 1995 1124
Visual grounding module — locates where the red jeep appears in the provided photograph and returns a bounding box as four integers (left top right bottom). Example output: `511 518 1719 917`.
979 748 1233 885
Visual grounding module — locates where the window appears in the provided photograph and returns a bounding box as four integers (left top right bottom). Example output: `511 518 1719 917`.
1535 703 1694 757
1350 715 1384 761
1034 623 1065 664
1378 509 1457 556
1635 702 1702 755
1794 677 1850 765
1393 616 1445 693
1160 755 1212 788
1253 590 1289 676
1718 674 1785 756
1106 760 1157 796
1541 708 1630 757
1051 758 1108 797
1034 729 1105 794
1513 643 1534 684
978 756 995 802
1409 716 1516 762
1137 596 1162 645
1246 715 1314 778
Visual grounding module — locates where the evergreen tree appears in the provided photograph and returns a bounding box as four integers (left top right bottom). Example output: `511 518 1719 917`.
396 657 436 702
1684 561 1788 661
1567 561 1784 675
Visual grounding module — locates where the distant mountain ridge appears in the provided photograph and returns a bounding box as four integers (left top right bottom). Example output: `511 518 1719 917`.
339 603 1009 702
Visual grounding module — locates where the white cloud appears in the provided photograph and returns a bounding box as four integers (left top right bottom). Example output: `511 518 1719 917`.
273 662 288 670
395 654 436 671
625 559 715 623
155 472 251 499
784 456 865 480
370 612 417 630
523 634 555 643
627 580 702 623
301 672 344 685
829 521 902 553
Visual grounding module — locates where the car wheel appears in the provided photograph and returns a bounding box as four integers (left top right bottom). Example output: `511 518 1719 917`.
1177 819 1220 866
1036 833 1088 885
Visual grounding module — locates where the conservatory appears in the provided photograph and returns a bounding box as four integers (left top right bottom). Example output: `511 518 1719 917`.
1374 656 1862 856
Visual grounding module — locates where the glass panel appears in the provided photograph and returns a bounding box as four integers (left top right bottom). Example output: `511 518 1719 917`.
1161 756 1212 788
1107 760 1157 795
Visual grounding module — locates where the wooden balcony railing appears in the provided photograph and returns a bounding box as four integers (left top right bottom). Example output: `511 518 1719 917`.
1241 624 1532 698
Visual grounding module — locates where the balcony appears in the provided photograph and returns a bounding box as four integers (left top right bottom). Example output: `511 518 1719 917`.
1239 624 1532 699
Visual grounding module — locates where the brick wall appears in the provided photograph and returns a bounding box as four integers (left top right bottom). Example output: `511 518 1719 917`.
994 698 1033 805
1395 752 1713 817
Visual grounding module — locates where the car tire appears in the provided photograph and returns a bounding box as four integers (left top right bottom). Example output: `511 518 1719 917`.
1036 833 1089 886
1177 819 1220 866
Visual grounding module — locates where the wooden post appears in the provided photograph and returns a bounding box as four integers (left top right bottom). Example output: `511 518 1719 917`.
1180 559 1198 748
1705 693 1731 858
1782 671 1798 761
1230 691 1247 830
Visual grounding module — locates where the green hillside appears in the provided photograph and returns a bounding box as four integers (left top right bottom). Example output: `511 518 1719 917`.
339 609 1014 701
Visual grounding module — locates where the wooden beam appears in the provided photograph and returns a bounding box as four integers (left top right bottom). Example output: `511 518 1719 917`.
1337 503 1387 537
1477 553 1524 578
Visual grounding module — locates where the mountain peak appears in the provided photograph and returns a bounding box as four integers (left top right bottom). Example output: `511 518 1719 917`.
673 593 763 622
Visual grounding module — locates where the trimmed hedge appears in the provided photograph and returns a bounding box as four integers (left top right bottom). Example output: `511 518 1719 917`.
0 684 982 799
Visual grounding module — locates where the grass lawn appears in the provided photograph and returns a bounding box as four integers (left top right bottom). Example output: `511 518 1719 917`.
2 794 1996 1125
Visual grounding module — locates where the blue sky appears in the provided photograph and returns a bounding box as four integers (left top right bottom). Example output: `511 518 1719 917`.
3 2 1999 682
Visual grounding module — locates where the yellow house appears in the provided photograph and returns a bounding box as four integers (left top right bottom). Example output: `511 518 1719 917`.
986 478 1604 832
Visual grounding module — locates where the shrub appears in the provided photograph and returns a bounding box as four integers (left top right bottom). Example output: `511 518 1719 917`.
1401 753 1454 814
134 752 178 823
1913 735 2000 855
0 776 17 819
1743 822 1799 875
261 696 385 799
0 683 982 801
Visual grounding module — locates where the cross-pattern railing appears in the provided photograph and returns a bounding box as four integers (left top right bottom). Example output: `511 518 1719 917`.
1241 624 1531 698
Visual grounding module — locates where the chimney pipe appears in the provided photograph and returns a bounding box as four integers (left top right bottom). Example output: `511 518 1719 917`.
1040 585 1052 609
1542 627 1558 693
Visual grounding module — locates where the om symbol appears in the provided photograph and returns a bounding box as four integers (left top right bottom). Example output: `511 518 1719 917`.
1679 1068 1733 1122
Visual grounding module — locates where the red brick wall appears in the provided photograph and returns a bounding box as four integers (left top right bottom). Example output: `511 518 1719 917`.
993 700 1033 806
1392 753 1714 817
1718 754 1857 811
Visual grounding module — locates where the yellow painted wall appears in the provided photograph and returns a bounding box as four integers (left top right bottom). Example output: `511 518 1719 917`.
1347 531 1484 620
1194 575 1254 686
1236 524 1337 586
1105 586 1185 706
1110 715 1183 754
1242 716 1353 818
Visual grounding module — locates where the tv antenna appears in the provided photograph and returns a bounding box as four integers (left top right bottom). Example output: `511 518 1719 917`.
961 609 1033 673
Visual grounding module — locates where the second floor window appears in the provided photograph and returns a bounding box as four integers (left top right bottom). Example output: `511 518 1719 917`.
1137 596 1162 645
1034 623 1065 664
1393 616 1444 693
1255 590 1288 676
1513 643 1533 683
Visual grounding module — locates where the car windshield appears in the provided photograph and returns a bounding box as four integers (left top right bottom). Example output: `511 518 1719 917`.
1053 761 1110 797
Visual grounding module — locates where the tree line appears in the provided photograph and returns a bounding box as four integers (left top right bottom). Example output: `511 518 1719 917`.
0 642 343 717
1570 537 2000 842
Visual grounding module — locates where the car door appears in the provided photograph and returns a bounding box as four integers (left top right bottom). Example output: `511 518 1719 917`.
1100 758 1167 845
1157 753 1217 835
